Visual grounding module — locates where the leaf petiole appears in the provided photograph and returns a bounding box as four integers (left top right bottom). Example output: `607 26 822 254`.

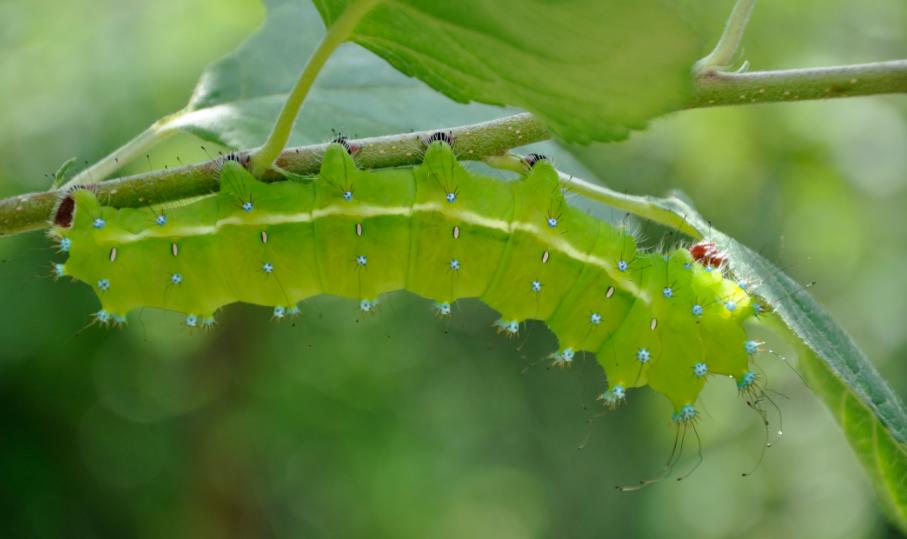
250 0 379 175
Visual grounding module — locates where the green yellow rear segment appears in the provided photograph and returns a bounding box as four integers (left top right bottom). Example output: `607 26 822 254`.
51 143 761 418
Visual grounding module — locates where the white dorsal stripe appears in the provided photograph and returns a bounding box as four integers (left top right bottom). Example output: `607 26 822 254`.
97 201 650 303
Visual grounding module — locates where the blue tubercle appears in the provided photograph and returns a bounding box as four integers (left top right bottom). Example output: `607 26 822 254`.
617 260 628 272
496 319 520 335
531 280 542 293
550 347 575 367
360 299 375 312
97 278 110 292
662 287 673 299
356 255 367 267
273 306 287 319
92 217 105 229
263 262 274 273
725 300 737 312
590 312 602 325
155 214 167 226
185 314 198 327
601 384 626 407
434 302 451 316
242 201 254 212
738 370 757 390
59 237 72 252
546 217 558 228
679 404 697 422
342 191 353 201
446 192 456 203
636 348 651 364
96 310 111 323
745 340 760 354
202 316 216 328
693 362 708 378
171 273 183 285
692 304 704 316
449 259 460 271
54 263 66 278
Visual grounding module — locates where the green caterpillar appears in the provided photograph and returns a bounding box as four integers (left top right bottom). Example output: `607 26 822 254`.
50 140 762 421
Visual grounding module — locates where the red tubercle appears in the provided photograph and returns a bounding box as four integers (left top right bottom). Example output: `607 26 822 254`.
689 241 727 267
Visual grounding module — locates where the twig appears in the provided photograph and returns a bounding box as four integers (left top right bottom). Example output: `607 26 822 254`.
3 60 907 237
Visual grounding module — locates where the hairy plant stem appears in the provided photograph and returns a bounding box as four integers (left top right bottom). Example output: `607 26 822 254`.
2 61 907 237
250 0 378 175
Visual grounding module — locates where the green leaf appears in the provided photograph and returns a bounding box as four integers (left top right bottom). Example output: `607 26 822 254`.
790 334 907 532
557 179 907 530
165 0 507 149
312 0 703 143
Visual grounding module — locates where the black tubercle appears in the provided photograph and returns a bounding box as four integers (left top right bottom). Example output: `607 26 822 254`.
423 131 455 146
222 152 252 168
330 132 360 155
523 153 548 168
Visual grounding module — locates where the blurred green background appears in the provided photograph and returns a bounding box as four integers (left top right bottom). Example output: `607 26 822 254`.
1 0 906 537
